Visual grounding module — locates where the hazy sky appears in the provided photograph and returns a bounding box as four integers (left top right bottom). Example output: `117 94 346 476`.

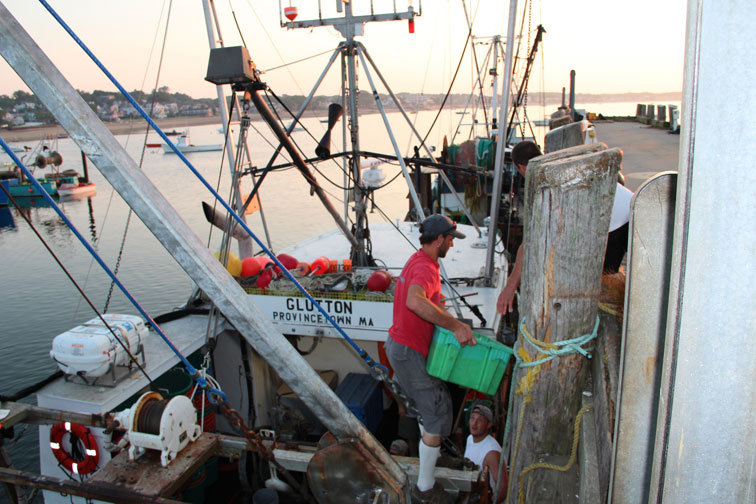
1 0 687 100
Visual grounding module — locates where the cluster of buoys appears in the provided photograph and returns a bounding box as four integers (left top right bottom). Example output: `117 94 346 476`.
213 250 392 292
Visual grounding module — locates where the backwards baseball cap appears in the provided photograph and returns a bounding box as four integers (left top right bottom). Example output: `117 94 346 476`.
470 401 493 423
420 214 466 240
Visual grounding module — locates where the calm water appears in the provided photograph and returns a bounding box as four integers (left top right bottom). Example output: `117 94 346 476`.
0 101 653 477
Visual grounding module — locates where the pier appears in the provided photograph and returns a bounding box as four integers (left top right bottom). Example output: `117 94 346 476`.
592 121 680 191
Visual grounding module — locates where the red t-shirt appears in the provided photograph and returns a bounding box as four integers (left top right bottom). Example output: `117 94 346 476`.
388 249 441 357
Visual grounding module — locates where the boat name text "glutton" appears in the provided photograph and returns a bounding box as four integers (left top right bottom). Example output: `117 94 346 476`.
285 297 353 314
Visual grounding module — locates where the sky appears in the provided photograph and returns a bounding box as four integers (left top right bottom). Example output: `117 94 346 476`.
0 0 688 100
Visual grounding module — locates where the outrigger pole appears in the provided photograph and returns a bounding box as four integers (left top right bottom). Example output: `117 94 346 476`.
0 0 406 494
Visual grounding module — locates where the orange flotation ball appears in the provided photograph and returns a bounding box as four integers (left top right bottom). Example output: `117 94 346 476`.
310 256 330 276
241 257 261 277
295 262 311 276
367 270 392 292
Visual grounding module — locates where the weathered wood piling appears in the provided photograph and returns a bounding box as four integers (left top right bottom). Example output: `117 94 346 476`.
506 141 621 503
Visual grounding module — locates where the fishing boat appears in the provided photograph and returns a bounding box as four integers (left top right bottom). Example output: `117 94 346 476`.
161 130 223 153
0 1 751 503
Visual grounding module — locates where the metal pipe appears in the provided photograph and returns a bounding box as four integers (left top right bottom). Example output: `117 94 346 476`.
569 69 576 120
247 86 360 250
201 0 253 259
484 0 518 281
0 467 183 504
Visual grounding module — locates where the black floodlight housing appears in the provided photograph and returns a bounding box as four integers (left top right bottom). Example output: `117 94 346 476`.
205 46 256 85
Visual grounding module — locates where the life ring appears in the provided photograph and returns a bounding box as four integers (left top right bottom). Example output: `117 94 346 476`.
49 422 99 475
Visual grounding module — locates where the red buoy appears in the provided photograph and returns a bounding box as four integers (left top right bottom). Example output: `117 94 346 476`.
284 6 298 21
257 270 273 288
277 253 299 270
367 270 392 292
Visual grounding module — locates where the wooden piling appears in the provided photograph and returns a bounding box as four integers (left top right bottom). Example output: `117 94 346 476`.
506 143 621 503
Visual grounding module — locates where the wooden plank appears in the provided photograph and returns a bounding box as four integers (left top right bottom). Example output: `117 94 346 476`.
89 433 218 497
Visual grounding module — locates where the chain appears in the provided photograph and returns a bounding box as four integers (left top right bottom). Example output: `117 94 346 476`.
370 366 422 421
519 0 533 139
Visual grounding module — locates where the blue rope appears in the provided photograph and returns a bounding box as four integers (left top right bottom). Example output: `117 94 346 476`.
517 316 600 368
0 136 226 403
36 0 387 377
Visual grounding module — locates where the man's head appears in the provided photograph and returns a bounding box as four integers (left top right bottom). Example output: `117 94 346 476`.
419 214 465 258
511 140 542 177
469 401 494 439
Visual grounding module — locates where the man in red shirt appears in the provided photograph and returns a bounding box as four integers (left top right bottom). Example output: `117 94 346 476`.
386 214 476 503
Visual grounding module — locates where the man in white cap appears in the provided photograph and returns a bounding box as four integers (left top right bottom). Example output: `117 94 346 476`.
386 214 476 503
464 401 508 502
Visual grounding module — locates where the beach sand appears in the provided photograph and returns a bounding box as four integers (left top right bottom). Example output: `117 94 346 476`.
2 115 224 143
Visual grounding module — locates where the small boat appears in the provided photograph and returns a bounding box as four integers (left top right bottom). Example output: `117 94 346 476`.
145 142 161 148
56 180 96 197
162 132 223 154
6 177 57 197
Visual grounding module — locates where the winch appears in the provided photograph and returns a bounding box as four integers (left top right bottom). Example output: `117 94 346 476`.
114 391 201 467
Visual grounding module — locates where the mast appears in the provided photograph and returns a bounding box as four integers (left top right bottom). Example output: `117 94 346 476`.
201 0 254 259
282 1 418 266
484 0 518 282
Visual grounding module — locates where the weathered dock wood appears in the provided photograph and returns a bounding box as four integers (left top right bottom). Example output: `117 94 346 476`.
508 144 621 503
544 121 589 153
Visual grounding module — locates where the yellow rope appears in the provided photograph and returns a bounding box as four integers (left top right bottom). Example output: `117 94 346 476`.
598 301 622 316
517 404 594 504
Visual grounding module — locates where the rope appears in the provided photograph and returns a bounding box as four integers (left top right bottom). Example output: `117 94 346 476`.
517 404 593 504
498 315 600 501
518 316 600 367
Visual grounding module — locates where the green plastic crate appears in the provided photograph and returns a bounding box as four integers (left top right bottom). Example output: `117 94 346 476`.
426 326 514 395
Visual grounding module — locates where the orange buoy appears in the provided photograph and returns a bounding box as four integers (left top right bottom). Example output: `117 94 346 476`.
284 6 297 21
367 270 392 292
310 256 330 276
241 257 261 277
295 262 311 276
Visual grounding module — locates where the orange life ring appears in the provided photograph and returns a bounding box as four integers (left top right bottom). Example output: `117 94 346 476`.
49 422 99 475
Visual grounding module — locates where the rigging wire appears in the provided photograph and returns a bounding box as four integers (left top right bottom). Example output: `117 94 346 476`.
0 182 152 384
104 0 174 312
419 1 481 149
263 48 335 73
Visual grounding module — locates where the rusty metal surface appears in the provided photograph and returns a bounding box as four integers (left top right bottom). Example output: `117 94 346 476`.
0 466 183 504
88 433 218 498
307 438 404 503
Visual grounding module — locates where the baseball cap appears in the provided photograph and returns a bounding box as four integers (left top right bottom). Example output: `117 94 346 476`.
470 401 493 423
419 214 466 239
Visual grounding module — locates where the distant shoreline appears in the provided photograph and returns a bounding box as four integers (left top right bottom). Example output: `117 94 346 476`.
2 115 225 143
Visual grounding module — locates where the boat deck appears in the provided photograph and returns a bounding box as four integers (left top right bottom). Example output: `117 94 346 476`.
592 120 680 191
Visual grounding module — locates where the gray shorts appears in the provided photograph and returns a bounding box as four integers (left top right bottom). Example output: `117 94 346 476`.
385 336 452 437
